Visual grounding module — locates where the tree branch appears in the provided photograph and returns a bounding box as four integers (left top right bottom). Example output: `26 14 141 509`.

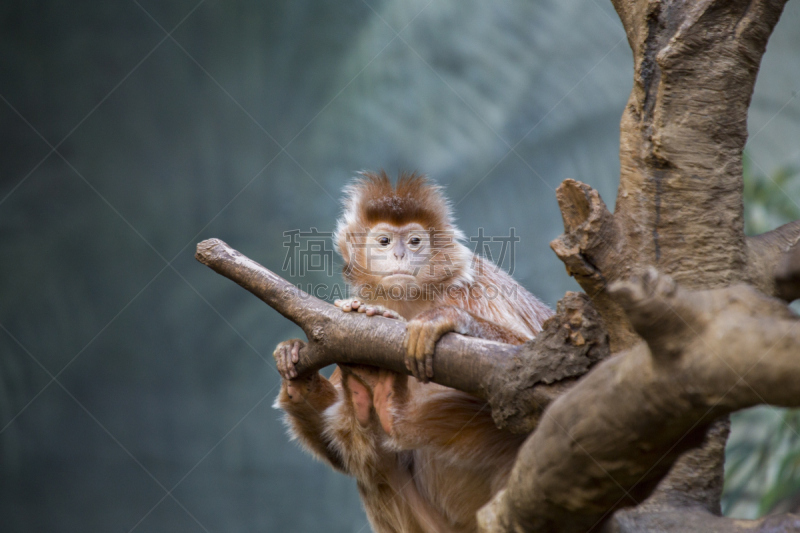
195 238 610 434
550 179 638 352
746 220 800 301
477 270 800 533
608 506 800 533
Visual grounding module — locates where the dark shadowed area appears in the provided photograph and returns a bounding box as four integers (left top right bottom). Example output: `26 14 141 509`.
1 1 798 531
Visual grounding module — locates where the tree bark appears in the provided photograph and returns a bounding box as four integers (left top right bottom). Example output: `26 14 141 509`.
612 0 787 289
608 506 800 533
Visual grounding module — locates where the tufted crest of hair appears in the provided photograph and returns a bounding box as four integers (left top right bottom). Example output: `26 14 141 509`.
333 170 464 259
354 170 451 227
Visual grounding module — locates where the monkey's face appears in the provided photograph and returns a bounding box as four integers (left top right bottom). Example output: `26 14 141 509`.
346 221 459 298
363 222 429 286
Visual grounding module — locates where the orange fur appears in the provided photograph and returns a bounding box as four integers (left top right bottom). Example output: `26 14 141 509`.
276 172 552 532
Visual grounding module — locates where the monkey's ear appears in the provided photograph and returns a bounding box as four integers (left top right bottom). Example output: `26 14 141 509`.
332 217 351 263
335 231 352 264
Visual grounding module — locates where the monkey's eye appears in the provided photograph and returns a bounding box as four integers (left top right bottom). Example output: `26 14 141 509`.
378 236 391 246
409 237 421 247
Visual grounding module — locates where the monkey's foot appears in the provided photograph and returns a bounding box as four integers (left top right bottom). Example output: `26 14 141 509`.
340 366 375 427
334 298 406 320
274 338 305 380
275 339 319 403
339 365 407 434
373 370 406 435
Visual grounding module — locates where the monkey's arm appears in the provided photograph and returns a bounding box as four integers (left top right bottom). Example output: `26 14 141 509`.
404 306 527 382
274 340 346 471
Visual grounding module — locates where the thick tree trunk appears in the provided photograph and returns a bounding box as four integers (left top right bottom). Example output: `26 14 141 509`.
539 0 795 530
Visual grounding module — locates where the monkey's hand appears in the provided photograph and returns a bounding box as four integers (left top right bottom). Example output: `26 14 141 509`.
273 338 315 402
334 298 406 320
405 306 528 382
403 307 466 382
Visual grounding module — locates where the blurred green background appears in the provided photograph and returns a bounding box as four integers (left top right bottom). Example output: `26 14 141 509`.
0 1 798 531
722 156 800 519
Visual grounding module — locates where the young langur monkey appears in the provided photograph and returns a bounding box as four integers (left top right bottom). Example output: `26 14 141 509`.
274 172 552 532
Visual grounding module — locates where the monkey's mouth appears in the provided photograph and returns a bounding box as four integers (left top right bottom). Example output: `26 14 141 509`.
381 271 417 283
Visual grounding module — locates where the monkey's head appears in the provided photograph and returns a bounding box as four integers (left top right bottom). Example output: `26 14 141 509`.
333 171 473 300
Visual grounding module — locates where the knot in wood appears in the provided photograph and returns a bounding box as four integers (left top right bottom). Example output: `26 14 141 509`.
310 325 325 343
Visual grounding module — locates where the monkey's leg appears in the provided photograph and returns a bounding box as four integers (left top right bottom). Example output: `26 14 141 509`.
338 365 379 428
274 339 344 470
335 365 411 438
372 370 409 436
332 302 409 434
340 367 461 456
